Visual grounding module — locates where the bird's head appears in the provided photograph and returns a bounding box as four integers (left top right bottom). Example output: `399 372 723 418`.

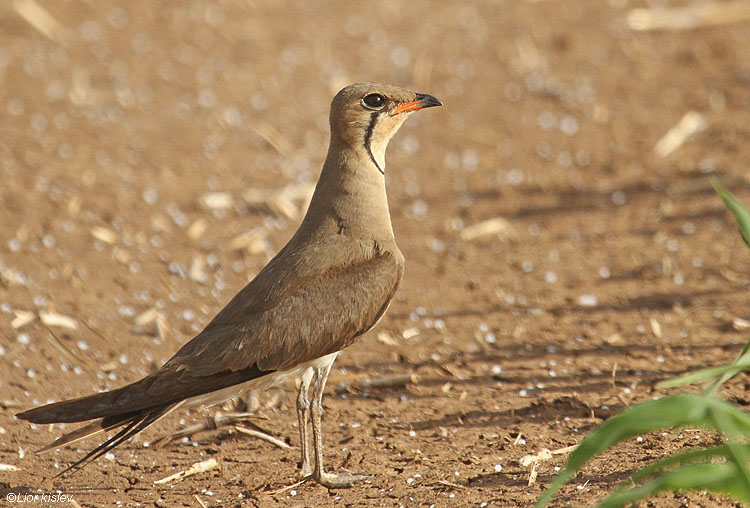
329 82 442 174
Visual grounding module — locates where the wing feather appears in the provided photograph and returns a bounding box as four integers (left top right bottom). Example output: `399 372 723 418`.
18 247 402 424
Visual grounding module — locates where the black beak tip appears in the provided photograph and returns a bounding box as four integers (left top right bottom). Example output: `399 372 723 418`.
416 93 443 108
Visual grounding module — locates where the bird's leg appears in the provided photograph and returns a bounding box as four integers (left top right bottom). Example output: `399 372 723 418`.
296 367 314 478
310 361 372 488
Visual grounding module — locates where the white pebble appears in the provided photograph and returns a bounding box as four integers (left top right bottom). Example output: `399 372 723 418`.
411 200 427 218
559 115 579 136
142 187 158 205
577 294 597 307
430 239 445 252
118 305 135 317
507 168 524 185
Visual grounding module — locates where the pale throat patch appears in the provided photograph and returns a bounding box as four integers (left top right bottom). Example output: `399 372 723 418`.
369 137 387 173
363 112 405 175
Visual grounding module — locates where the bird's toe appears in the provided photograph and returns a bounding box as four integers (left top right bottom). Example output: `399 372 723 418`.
314 471 373 489
299 465 313 480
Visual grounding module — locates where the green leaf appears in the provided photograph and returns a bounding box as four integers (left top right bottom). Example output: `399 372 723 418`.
598 463 750 508
710 407 750 486
535 180 750 508
657 363 748 390
535 394 750 507
712 178 750 247
657 338 750 391
704 340 750 395
629 444 749 482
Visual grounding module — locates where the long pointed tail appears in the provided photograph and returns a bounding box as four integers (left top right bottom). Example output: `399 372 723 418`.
52 405 174 478
17 399 182 478
16 384 143 424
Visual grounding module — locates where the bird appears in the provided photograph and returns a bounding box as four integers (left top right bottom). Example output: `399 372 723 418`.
17 82 442 488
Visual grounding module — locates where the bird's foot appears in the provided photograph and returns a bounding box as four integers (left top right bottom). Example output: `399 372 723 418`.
313 471 373 489
298 464 313 480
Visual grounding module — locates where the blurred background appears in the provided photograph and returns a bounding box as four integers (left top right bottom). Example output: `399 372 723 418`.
2 1 750 506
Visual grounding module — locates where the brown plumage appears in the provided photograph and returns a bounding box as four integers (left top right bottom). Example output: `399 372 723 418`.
17 82 441 487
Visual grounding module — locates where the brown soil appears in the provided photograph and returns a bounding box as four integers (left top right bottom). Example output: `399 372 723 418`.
2 1 750 507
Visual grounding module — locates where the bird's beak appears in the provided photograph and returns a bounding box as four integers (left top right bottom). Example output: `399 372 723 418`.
392 93 443 115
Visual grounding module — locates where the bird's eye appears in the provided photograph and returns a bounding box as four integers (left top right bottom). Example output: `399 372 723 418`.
361 93 386 110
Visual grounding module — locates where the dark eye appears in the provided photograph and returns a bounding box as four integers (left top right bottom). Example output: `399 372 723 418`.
361 93 386 110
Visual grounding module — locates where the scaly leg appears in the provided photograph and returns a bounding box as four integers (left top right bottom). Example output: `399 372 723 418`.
310 356 372 488
296 367 314 478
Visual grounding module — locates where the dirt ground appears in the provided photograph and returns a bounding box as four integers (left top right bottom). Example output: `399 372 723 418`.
2 1 750 507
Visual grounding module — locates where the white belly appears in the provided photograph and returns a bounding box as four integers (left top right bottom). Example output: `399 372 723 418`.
183 352 339 408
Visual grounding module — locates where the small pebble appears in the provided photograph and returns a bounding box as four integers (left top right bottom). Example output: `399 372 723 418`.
577 294 597 307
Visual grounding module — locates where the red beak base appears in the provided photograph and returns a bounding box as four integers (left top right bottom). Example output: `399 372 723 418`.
392 93 442 115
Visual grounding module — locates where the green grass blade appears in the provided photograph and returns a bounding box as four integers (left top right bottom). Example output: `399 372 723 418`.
657 364 747 390
712 178 750 247
710 407 750 486
598 463 750 508
736 340 750 358
630 444 748 482
704 339 750 394
657 338 750 391
535 394 750 507
657 357 750 390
